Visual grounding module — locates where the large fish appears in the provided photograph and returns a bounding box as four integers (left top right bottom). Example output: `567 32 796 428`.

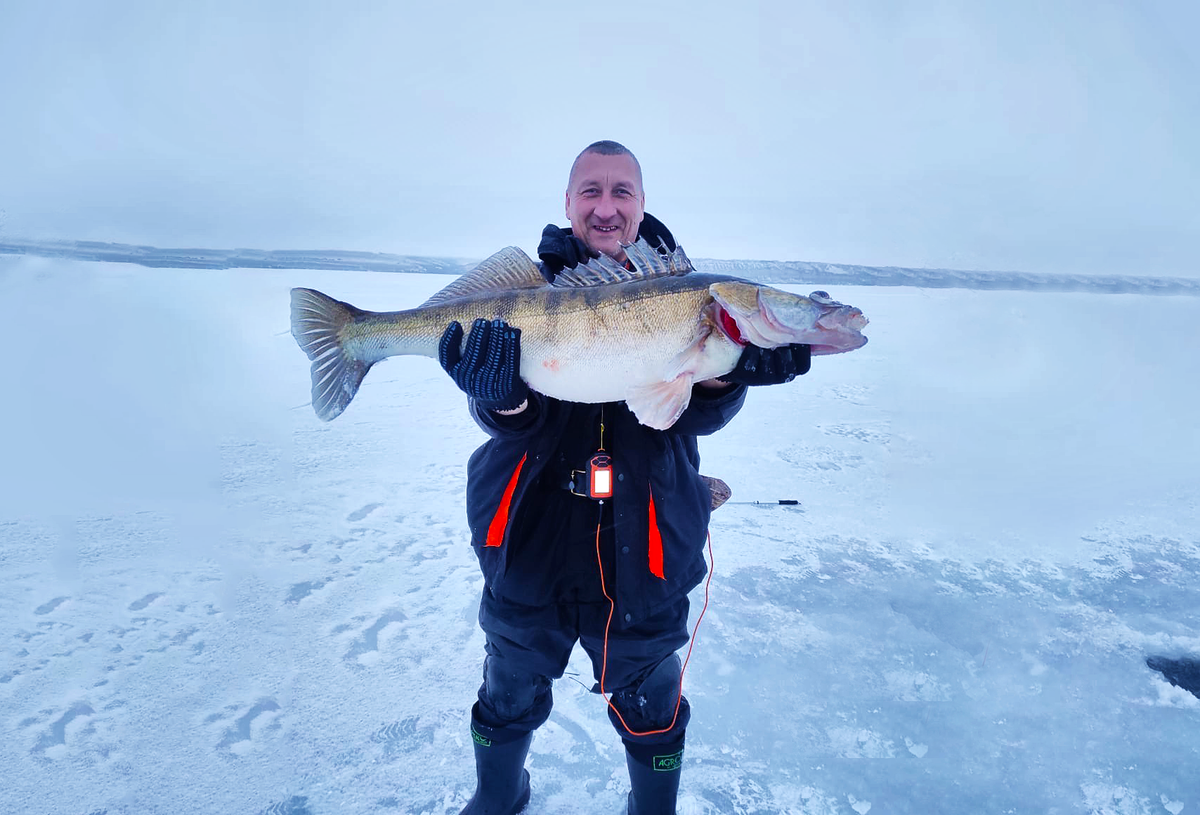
290 240 868 430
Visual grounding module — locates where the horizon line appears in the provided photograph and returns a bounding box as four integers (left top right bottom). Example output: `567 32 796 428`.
3 237 1197 297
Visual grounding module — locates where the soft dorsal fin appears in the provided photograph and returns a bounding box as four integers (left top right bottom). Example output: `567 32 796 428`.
421 246 546 306
552 238 696 288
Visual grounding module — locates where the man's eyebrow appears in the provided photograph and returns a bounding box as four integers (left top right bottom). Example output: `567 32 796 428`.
573 177 640 192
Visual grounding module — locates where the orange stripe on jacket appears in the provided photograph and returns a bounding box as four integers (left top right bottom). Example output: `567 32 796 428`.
485 453 527 548
648 485 665 579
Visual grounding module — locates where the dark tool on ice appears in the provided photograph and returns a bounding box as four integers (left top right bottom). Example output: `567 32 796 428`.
727 499 802 506
698 475 800 511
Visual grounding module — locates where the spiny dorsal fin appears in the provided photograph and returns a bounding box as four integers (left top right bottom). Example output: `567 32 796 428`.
552 238 695 288
421 246 546 306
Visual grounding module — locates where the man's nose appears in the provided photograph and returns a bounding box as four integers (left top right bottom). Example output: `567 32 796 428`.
593 194 618 219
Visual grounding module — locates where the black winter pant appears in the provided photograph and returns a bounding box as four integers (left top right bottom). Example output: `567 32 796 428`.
475 588 691 748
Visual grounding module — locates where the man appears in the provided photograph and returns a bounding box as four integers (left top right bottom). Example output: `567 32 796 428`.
440 141 812 814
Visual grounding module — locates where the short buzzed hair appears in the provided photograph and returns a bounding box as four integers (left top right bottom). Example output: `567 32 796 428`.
568 140 643 190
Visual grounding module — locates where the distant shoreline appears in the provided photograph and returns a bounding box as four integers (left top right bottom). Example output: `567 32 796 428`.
3 238 1197 296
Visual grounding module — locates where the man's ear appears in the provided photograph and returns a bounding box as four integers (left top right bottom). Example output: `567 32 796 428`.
564 190 571 219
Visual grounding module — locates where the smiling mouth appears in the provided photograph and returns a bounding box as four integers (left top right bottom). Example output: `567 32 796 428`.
592 224 620 235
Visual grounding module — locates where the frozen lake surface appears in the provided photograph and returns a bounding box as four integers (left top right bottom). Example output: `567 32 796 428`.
2 253 1198 814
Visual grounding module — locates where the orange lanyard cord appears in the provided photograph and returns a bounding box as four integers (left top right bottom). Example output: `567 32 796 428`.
594 513 715 738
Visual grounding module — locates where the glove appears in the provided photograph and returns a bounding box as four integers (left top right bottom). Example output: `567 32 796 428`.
637 212 677 253
537 224 598 282
438 318 529 411
721 343 812 386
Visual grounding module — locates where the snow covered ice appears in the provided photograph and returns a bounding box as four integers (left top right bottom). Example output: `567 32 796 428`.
2 253 1198 814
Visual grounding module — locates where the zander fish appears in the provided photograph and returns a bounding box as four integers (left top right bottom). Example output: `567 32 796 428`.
290 240 868 430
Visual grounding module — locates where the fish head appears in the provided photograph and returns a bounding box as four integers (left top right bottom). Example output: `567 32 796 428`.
709 282 869 355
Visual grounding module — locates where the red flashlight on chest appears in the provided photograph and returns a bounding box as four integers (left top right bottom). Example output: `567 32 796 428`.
588 453 614 499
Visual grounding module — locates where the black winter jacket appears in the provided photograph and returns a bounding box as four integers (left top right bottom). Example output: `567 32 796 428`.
464 384 746 628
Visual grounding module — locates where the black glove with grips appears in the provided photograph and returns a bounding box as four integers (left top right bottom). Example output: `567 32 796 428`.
721 343 812 387
637 211 677 253
438 318 529 411
537 224 599 282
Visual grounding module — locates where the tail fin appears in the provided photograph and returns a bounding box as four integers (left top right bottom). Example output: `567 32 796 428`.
290 288 373 421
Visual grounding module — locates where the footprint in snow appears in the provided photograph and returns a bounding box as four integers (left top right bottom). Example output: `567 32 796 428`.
819 422 891 446
346 502 383 523
341 608 408 667
147 625 201 654
370 716 435 758
28 701 96 759
258 795 314 815
285 577 333 605
127 592 165 612
34 596 70 615
211 698 284 755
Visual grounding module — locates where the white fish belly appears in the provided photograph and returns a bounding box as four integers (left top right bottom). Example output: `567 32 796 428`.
520 332 742 404
523 352 666 403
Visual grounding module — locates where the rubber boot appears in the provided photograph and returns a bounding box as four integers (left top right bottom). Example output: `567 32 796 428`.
459 706 532 815
624 736 684 815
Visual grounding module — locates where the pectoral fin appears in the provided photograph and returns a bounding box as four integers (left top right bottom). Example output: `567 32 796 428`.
625 327 721 429
626 375 696 430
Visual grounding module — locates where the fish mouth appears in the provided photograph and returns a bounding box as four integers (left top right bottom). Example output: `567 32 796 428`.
803 310 870 354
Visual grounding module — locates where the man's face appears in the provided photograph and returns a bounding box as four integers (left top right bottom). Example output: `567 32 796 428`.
565 151 645 262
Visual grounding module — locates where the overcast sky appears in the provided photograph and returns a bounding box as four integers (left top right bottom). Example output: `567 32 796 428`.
2 1 1197 276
